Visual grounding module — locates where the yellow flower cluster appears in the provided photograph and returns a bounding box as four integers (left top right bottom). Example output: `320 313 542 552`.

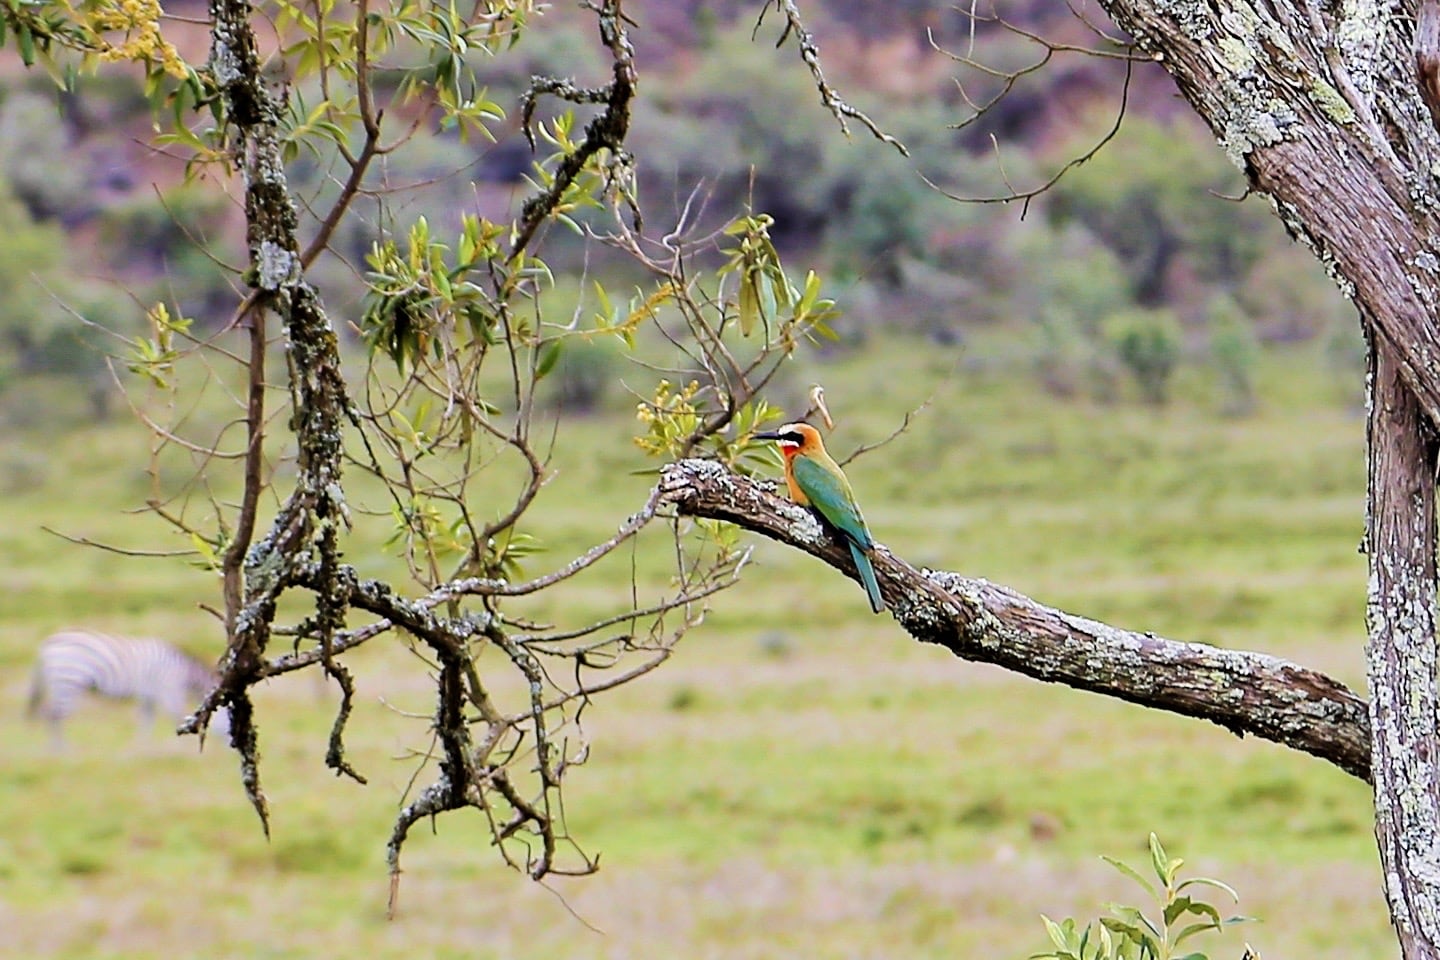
85 0 187 78
633 379 702 457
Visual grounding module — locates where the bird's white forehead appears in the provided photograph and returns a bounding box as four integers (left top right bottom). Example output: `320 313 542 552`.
775 422 807 448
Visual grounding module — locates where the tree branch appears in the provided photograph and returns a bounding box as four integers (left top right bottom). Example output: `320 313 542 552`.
657 459 1372 782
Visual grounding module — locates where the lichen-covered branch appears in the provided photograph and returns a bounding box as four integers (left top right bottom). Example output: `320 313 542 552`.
659 458 1373 782
1416 0 1440 135
514 0 637 258
192 0 356 830
1063 2 1440 950
1365 339 1440 957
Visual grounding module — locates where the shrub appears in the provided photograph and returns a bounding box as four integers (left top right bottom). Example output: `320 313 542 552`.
1207 294 1259 417
97 186 230 268
1032 834 1253 960
1104 308 1182 406
539 335 624 415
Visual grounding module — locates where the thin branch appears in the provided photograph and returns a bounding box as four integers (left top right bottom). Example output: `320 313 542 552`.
39 527 199 558
221 304 267 631
435 484 665 599
924 54 1136 215
838 389 939 467
756 0 909 156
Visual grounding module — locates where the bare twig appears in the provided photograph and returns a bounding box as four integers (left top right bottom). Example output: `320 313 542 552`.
925 54 1136 216
756 0 909 156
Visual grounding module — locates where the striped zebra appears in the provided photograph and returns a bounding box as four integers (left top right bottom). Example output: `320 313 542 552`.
26 629 229 747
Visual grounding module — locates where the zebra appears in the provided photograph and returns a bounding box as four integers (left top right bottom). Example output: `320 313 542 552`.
26 629 230 747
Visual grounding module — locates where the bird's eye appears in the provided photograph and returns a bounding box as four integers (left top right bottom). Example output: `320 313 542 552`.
782 432 803 445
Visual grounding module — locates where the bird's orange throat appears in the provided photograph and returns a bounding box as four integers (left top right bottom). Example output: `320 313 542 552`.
778 450 809 505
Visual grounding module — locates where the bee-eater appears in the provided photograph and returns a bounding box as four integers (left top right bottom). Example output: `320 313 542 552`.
754 422 885 613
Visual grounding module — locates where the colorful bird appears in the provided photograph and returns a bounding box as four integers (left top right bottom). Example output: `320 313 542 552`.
753 422 885 613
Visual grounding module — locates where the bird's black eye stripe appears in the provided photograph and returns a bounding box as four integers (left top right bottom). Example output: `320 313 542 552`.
781 431 804 444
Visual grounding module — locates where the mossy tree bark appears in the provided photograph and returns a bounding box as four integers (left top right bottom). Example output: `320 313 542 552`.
1366 338 1440 957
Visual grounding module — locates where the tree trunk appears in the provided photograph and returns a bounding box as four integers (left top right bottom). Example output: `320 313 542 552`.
1064 0 1440 949
1367 336 1440 959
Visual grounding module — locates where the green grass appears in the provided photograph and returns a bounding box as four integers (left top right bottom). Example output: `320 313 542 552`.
0 336 1392 958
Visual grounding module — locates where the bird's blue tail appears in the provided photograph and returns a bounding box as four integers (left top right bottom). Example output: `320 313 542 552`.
849 541 885 614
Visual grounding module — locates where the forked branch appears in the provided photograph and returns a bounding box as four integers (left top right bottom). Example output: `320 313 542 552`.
658 458 1372 782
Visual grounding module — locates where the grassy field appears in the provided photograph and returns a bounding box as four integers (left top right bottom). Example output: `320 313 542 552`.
0 335 1391 958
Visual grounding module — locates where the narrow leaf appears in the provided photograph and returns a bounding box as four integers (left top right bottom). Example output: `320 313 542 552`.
757 267 778 326
535 339 562 380
1042 915 1070 950
1102 856 1158 900
1148 834 1169 883
1173 920 1221 946
738 273 758 336
1175 876 1240 901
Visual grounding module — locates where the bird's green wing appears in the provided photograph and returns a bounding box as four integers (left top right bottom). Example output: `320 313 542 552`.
791 455 873 550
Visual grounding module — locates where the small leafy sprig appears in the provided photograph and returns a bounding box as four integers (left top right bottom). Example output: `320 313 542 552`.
633 380 783 470
718 213 840 343
1032 834 1254 960
126 302 191 389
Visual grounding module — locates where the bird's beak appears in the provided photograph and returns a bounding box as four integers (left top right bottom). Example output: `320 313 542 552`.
752 431 783 441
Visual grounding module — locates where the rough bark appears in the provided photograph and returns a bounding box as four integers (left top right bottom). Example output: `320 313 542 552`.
658 459 1372 779
1367 340 1440 957
1093 0 1440 428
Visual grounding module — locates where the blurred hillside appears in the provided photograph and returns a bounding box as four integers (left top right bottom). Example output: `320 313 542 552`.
0 0 1357 423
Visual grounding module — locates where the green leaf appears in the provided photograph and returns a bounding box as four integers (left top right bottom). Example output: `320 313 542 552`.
1180 898 1221 926
535 339 562 380
1175 876 1240 901
738 271 758 337
1164 895 1191 928
17 23 34 65
1173 920 1220 946
1099 917 1156 952
797 269 821 318
1148 833 1170 884
1101 855 1158 900
757 268 778 334
189 532 219 570
1107 904 1162 943
1041 915 1073 951
593 280 615 324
